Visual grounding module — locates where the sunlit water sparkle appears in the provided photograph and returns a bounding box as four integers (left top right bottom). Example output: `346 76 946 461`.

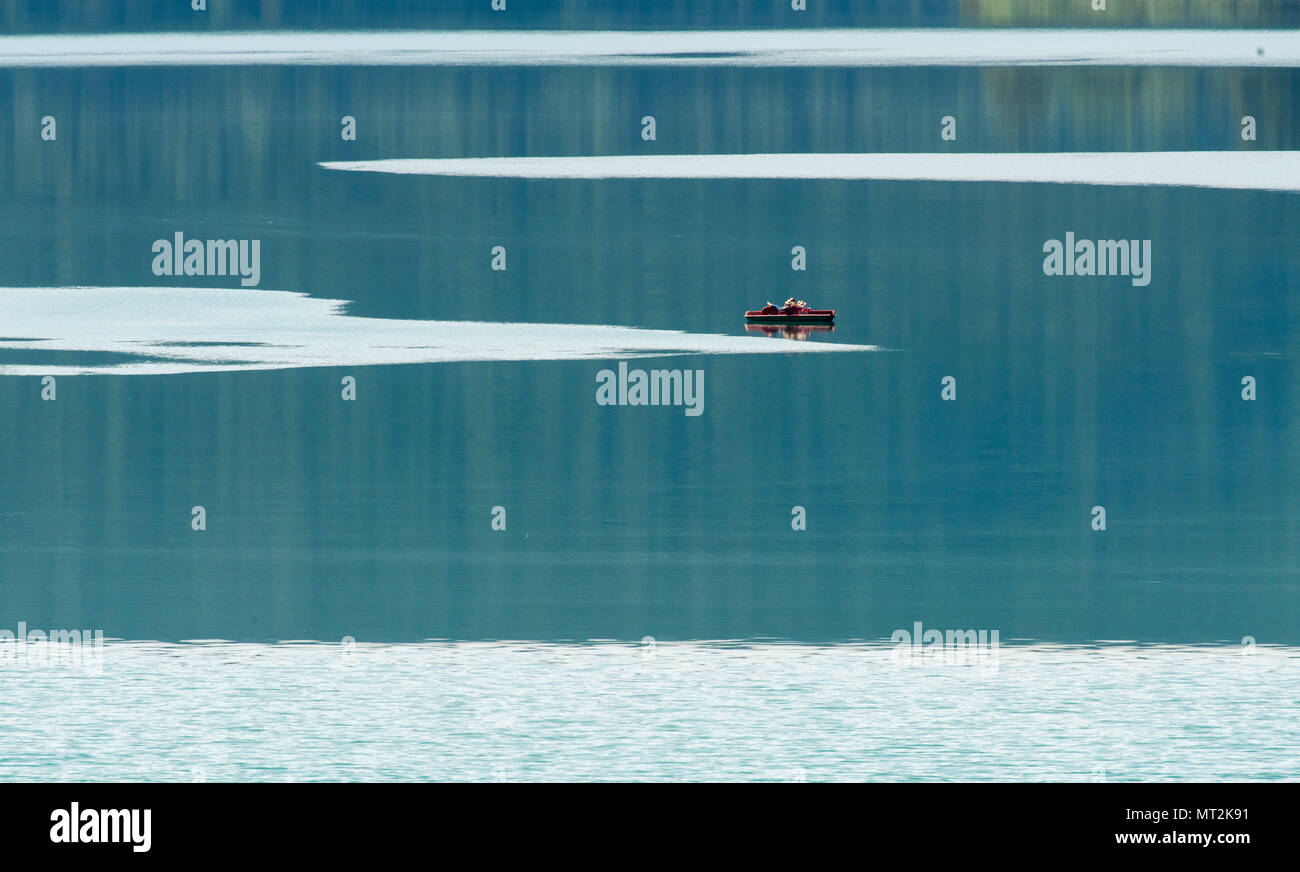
3 641 1295 782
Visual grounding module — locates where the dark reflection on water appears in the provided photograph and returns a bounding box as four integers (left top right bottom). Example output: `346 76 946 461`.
0 56 1296 644
745 324 836 340
0 349 153 367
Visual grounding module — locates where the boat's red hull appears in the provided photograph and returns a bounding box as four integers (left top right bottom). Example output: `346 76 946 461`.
744 309 835 323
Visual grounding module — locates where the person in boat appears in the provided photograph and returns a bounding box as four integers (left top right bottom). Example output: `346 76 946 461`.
780 297 809 314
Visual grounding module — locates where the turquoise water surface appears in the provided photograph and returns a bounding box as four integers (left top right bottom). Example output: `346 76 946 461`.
0 13 1297 781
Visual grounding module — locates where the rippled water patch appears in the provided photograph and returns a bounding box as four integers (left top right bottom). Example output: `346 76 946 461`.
2 641 1295 782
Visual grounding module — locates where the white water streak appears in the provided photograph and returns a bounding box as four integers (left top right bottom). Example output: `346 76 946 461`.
0 287 872 376
319 151 1300 192
0 29 1296 68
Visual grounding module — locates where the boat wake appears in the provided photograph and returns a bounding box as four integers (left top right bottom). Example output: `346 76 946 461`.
0 287 876 376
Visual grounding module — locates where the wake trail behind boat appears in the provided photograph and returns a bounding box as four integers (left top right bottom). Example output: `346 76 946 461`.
0 287 876 376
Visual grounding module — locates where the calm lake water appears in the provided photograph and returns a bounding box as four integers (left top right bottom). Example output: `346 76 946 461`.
0 24 1296 780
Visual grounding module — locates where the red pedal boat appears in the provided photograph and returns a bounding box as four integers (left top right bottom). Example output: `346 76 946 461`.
744 305 835 324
